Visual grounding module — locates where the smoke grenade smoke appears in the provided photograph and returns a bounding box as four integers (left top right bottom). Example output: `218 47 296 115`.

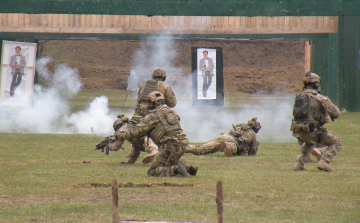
129 35 296 143
1 38 297 144
0 57 119 135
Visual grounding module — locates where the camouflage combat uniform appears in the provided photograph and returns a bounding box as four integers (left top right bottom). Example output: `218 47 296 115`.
291 88 341 171
125 68 177 163
108 115 158 164
116 104 191 177
186 121 260 157
118 121 158 164
132 68 177 118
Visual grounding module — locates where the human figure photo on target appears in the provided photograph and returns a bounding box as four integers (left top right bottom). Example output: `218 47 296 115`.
197 48 216 100
0 41 37 107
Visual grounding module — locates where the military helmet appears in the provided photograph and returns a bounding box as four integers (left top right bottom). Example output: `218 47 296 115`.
247 117 261 133
113 114 129 131
147 91 165 103
302 71 322 84
152 68 166 79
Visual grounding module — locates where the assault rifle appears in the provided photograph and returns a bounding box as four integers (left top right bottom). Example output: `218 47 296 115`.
95 135 115 155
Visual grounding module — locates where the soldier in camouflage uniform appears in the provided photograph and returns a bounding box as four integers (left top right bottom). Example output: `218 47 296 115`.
186 117 261 157
132 67 176 118
123 68 177 161
115 91 197 177
310 144 328 161
291 71 341 172
108 114 159 164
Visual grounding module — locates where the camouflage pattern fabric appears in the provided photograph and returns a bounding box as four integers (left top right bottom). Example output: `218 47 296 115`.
292 89 341 168
186 124 259 156
237 129 259 156
132 80 177 119
147 140 187 177
187 134 238 155
116 105 190 177
117 122 159 164
126 136 158 164
295 127 341 165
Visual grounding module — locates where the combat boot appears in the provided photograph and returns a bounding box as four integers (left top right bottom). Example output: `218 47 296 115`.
220 141 233 157
174 162 188 177
186 165 198 176
317 160 335 172
294 162 306 171
311 148 322 161
141 149 158 164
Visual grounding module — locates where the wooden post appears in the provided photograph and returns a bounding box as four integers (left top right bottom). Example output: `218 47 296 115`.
112 179 119 223
216 181 223 223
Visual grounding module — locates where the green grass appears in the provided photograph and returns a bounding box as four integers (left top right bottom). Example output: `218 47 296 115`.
1 112 360 222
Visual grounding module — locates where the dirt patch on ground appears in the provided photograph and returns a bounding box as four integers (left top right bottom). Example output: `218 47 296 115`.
39 39 305 94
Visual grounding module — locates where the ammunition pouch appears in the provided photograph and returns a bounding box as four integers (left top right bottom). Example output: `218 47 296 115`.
291 122 310 133
149 108 181 143
291 121 319 133
149 122 167 143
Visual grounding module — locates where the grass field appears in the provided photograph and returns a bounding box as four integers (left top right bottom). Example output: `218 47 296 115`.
1 90 360 223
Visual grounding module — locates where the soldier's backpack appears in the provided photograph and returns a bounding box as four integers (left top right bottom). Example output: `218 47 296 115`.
293 94 310 119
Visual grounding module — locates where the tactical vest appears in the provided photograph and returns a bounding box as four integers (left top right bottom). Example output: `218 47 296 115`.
291 91 326 132
139 79 159 103
229 124 252 140
134 79 159 116
293 94 309 119
148 107 181 143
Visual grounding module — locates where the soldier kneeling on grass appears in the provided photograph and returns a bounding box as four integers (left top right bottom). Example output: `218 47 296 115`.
291 71 341 172
185 117 261 157
115 91 197 177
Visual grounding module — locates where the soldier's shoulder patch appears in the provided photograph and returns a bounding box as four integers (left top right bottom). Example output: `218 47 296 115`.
323 97 333 106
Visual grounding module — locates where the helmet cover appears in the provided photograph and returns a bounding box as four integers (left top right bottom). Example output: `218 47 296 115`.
152 68 166 78
147 91 165 103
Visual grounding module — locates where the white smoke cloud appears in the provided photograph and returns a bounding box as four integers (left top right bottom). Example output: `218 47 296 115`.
0 57 119 135
0 39 297 145
129 34 297 143
176 95 296 143
66 96 114 134
130 35 180 81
